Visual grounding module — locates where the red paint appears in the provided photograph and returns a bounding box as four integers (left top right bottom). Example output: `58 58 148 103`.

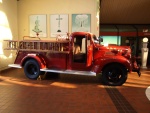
12 32 139 74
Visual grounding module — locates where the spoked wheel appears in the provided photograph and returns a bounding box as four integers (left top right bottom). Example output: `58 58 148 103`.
24 59 40 79
102 64 128 86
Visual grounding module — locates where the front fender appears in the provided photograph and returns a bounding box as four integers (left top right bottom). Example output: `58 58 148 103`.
21 54 46 69
92 56 132 74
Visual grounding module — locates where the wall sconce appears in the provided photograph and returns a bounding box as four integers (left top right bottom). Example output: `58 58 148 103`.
143 37 148 42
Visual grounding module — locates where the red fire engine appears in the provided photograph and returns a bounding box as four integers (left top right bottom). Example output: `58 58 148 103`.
4 32 140 86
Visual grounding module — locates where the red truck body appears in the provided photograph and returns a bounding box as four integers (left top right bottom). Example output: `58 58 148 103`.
4 32 140 86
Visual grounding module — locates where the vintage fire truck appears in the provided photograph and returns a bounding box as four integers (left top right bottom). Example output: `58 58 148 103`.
4 32 140 86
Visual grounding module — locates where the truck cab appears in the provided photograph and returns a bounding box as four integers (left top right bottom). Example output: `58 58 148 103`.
4 32 140 86
71 32 93 70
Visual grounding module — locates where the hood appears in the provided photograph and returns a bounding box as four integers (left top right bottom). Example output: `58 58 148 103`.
95 44 131 59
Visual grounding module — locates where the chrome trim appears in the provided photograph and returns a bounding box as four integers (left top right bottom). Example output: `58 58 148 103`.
40 68 96 76
8 64 22 68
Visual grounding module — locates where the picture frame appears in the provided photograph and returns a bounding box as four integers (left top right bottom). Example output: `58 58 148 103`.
29 14 47 37
50 14 69 37
72 14 91 32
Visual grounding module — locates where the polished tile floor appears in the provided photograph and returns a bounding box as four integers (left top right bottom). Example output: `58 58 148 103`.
0 68 150 113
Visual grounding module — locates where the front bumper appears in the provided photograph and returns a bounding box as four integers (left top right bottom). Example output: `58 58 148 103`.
132 66 141 77
131 56 141 77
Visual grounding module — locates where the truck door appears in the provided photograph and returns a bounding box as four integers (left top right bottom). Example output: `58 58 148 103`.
86 35 93 67
71 34 93 71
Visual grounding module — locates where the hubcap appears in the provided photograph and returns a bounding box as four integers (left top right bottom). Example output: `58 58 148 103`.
107 69 122 83
28 64 37 75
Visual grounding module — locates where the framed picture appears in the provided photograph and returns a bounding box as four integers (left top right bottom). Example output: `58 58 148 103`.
72 14 91 32
50 14 68 37
29 14 47 37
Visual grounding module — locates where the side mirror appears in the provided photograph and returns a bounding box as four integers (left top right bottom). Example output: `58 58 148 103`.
99 37 103 42
94 40 99 44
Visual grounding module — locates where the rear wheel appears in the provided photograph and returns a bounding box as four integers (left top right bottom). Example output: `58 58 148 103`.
24 59 40 79
102 64 127 86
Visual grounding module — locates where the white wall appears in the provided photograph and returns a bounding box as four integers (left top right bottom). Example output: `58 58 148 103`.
18 0 99 40
0 0 18 71
0 0 99 71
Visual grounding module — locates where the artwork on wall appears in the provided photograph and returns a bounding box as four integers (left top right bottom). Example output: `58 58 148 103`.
50 14 68 37
29 14 47 37
72 14 91 32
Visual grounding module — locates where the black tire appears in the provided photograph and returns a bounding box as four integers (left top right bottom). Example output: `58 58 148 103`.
102 64 127 86
24 59 40 79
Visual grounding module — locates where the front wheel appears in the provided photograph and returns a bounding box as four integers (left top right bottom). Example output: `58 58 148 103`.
102 64 128 86
24 59 40 79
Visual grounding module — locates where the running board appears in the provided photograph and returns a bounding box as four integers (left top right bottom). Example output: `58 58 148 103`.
40 68 96 76
8 64 22 68
8 64 96 76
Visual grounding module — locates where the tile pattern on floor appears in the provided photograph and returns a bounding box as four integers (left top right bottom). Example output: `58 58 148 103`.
0 68 150 113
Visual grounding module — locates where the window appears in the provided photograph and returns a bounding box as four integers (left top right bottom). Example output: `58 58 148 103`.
101 36 121 46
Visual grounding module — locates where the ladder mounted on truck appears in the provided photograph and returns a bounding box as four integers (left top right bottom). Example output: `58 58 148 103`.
4 36 70 53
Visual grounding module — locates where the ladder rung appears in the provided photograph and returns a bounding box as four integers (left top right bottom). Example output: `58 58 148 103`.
4 40 70 53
